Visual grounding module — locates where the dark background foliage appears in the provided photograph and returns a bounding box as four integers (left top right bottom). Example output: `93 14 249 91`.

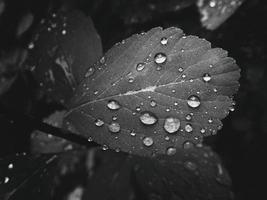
0 0 266 200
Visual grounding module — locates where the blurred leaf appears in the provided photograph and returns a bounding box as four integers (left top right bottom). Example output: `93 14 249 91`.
197 0 245 30
25 10 102 106
65 27 240 156
82 145 233 200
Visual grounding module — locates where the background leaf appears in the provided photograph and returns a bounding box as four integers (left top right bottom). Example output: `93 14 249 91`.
82 145 233 200
25 10 102 106
65 27 240 156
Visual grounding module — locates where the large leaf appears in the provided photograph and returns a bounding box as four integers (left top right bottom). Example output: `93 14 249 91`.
82 145 233 200
197 0 245 30
25 10 102 105
65 27 240 156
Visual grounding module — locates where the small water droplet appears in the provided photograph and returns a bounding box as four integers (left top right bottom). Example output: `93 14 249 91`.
136 63 145 71
143 137 154 147
209 0 216 7
95 119 104 127
166 147 176 155
115 148 120 152
174 102 178 106
203 73 211 82
229 106 235 111
183 141 194 149
154 53 167 64
100 56 105 64
164 117 180 134
136 107 141 112
85 67 94 77
88 137 93 142
94 90 99 95
213 88 218 92
209 64 213 68
47 27 51 32
185 123 193 133
4 177 9 184
28 42 34 49
165 136 170 141
150 100 157 107
108 122 120 133
8 163 13 169
178 67 183 72
107 100 120 110
128 77 134 83
185 114 192 121
187 95 201 108
208 119 213 123
181 74 186 78
102 145 108 151
140 112 157 125
200 128 206 134
165 108 170 112
184 161 197 171
130 131 136 137
62 30 66 35
171 89 176 93
160 37 168 45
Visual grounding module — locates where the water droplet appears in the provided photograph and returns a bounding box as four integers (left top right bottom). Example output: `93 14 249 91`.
166 147 176 155
135 62 146 71
95 119 104 127
8 163 13 169
209 0 216 7
130 131 136 137
115 148 120 152
200 128 206 134
164 117 180 133
174 102 178 106
183 141 194 149
184 161 197 171
160 37 168 45
94 90 99 95
28 42 34 49
102 145 108 151
203 73 211 82
165 108 170 112
178 67 183 72
165 136 170 141
209 64 213 68
100 56 105 64
185 124 193 133
85 67 94 77
139 112 157 125
229 106 235 111
128 77 134 83
143 137 154 147
185 114 192 121
187 95 201 108
150 100 157 107
47 27 51 32
154 53 167 64
208 119 213 123
4 177 9 184
62 30 66 35
88 137 93 142
213 88 218 92
108 122 120 133
181 74 186 78
136 107 141 112
107 100 120 110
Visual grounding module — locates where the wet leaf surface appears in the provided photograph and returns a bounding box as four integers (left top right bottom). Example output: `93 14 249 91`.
65 27 240 156
83 145 233 200
25 10 102 106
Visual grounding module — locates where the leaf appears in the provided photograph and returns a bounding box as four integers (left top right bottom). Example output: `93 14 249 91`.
31 110 80 154
25 10 102 105
197 0 244 30
0 151 89 200
82 145 233 200
0 153 58 200
65 27 240 156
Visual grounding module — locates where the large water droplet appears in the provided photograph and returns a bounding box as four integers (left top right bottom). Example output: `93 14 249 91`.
107 100 120 110
139 112 157 125
164 117 180 134
166 147 176 155
160 37 168 45
95 119 104 127
136 63 145 71
154 53 167 64
185 124 193 133
143 137 154 147
108 122 120 133
183 141 194 149
184 161 197 171
203 73 211 82
85 67 94 77
187 95 201 108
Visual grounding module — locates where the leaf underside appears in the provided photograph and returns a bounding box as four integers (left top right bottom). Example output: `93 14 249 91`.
65 27 240 157
26 10 102 105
